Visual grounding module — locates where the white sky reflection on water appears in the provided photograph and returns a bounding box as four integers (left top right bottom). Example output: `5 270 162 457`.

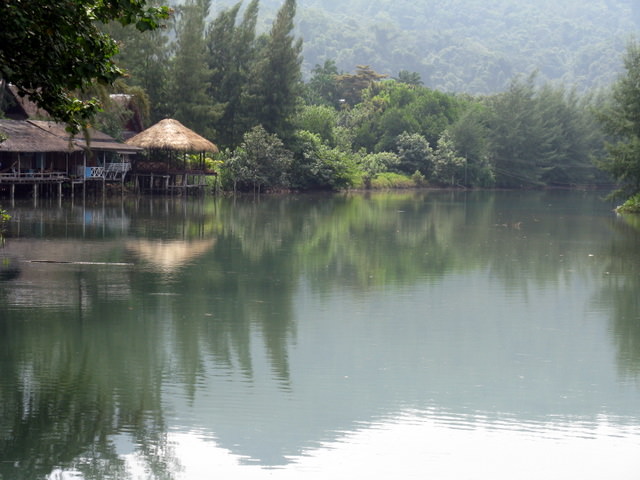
118 413 640 480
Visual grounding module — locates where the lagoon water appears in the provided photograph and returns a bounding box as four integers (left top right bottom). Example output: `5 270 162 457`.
1 190 639 479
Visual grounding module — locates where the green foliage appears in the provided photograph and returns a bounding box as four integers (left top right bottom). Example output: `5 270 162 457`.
226 125 293 192
350 81 462 152
242 0 303 141
0 0 170 133
411 170 427 186
484 74 603 187
484 75 546 187
101 0 173 124
359 151 400 188
169 0 223 139
289 130 357 190
293 105 338 146
335 65 388 107
446 102 494 187
431 131 466 186
89 81 151 140
395 132 434 176
296 0 635 94
32 0 607 195
597 41 640 199
0 207 9 242
206 0 259 148
304 59 341 107
616 193 640 213
395 70 423 86
370 172 416 189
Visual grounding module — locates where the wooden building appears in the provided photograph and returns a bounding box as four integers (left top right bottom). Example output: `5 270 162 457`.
0 119 141 198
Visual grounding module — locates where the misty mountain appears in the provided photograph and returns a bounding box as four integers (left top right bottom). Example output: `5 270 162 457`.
201 0 638 93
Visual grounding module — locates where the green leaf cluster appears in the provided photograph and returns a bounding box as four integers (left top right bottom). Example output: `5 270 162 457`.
0 0 170 133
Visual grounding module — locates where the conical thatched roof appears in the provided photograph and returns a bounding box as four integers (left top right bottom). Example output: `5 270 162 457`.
125 118 218 153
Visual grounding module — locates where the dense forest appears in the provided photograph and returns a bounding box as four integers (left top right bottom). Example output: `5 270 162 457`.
186 0 640 93
91 0 635 193
298 0 638 93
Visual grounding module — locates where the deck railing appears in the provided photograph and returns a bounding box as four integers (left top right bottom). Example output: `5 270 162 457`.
105 162 131 180
0 171 67 183
76 166 104 178
75 163 131 179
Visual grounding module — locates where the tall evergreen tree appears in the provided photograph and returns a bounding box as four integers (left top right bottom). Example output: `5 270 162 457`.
103 0 173 123
242 0 303 141
484 75 549 187
206 0 259 148
486 74 604 188
169 0 222 138
598 40 640 199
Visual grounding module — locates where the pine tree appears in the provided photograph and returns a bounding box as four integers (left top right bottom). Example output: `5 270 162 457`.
169 0 222 139
206 0 259 148
597 41 640 199
242 0 303 141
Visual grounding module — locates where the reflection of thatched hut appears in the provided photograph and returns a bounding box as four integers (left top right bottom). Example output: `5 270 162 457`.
126 238 216 273
125 119 219 193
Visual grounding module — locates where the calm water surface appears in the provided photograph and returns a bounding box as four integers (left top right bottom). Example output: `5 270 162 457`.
1 190 639 479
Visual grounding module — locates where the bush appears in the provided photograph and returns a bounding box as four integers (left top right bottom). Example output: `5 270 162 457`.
616 193 640 213
225 126 293 193
289 130 358 190
371 172 416 189
0 207 10 242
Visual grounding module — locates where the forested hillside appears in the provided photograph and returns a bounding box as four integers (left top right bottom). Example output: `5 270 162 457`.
93 0 621 193
201 0 638 93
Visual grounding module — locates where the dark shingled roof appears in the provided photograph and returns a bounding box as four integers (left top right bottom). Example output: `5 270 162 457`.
0 119 80 153
28 120 142 154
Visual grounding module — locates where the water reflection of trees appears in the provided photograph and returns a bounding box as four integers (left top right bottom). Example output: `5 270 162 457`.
595 215 640 378
2 190 640 477
0 303 175 480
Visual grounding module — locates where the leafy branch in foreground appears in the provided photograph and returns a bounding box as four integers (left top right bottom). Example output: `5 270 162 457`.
0 1 170 134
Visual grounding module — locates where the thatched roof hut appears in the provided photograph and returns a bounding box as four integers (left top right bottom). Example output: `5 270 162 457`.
125 118 218 153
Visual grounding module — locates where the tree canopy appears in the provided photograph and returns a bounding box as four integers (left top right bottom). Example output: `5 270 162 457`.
597 41 640 202
0 0 616 194
0 0 170 133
